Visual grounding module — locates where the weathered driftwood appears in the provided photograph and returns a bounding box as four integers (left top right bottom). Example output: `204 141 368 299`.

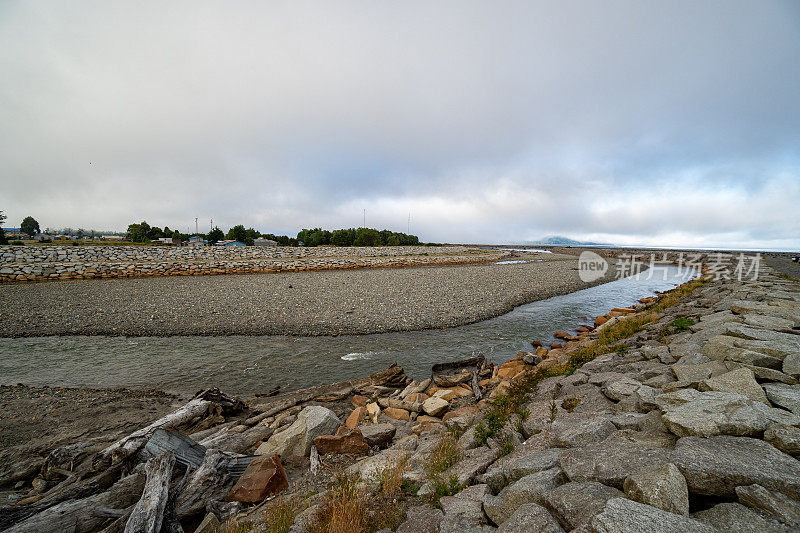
310 446 321 476
6 471 144 533
199 425 274 455
144 429 207 470
101 399 212 462
175 449 234 520
472 371 483 401
102 389 244 463
433 371 473 388
124 452 175 533
0 461 127 530
0 457 45 489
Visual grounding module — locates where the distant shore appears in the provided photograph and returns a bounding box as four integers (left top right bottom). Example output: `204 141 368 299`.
0 253 617 337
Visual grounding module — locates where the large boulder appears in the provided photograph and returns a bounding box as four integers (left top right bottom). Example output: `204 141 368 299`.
659 391 800 437
541 481 623 531
699 368 769 404
438 484 490 531
623 463 689 515
483 467 566 525
591 498 713 532
480 448 561 494
422 397 450 417
736 483 800 529
396 505 443 533
496 503 564 533
763 383 800 415
559 441 671 489
764 423 800 456
551 417 617 448
784 353 800 378
692 502 793 533
255 406 340 458
671 436 800 498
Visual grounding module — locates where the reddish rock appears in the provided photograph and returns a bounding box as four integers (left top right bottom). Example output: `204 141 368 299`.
226 453 288 503
554 331 572 340
550 343 563 349
534 346 549 358
442 405 479 423
352 395 369 407
314 428 369 455
498 360 526 379
345 406 366 429
595 315 609 327
384 406 410 421
531 340 543 348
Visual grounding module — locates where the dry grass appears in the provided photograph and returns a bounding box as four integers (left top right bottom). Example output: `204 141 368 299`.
377 445 411 496
262 495 297 533
308 472 370 533
424 433 461 479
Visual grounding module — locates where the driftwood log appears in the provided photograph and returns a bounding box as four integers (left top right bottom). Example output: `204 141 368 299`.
6 471 145 533
431 355 486 373
174 449 234 520
124 453 175 533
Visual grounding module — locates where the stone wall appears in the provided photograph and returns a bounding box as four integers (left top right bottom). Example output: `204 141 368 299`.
0 245 502 282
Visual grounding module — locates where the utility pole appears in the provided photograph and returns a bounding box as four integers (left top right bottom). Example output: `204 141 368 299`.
210 219 213 232
408 212 411 234
363 209 366 228
195 218 198 234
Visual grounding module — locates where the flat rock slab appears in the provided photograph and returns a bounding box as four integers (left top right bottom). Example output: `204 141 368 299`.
480 447 561 494
765 423 800 456
671 435 800 498
591 498 713 533
542 481 623 530
763 383 800 415
396 505 444 533
560 442 671 489
699 367 769 404
660 391 800 437
551 417 617 448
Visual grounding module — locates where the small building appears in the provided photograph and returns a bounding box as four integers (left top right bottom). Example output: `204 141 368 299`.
254 238 278 247
185 236 207 247
54 234 72 241
156 237 180 245
4 228 26 239
101 235 124 241
216 240 246 247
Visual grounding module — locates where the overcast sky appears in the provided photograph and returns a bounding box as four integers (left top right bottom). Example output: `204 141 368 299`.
2 1 799 248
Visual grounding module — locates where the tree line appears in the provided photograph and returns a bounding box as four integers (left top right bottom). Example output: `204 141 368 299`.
296 227 419 246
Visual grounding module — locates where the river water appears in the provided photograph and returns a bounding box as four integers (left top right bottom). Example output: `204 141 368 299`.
0 266 694 396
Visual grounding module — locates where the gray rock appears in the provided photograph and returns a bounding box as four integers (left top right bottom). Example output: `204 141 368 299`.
765 423 800 456
673 352 711 366
725 325 800 347
743 314 796 330
541 481 623 530
419 447 499 498
358 423 396 447
496 503 564 533
671 361 728 381
396 505 444 533
699 367 769 403
602 377 643 401
483 467 566 525
255 405 340 457
736 483 800 528
671 435 800 497
559 441 671 489
591 498 713 533
623 463 689 515
609 412 650 430
784 353 800 378
763 383 800 415
480 448 561 494
693 502 793 533
439 484 489 529
588 372 627 387
660 391 800 437
727 362 799 385
551 417 617 448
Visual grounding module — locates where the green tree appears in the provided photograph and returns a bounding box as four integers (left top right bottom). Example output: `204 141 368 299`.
0 211 7 245
127 221 151 242
353 227 381 246
207 226 224 244
226 224 252 245
20 216 40 236
331 229 353 246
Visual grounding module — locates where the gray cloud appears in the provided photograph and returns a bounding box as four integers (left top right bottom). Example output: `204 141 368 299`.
1 0 799 248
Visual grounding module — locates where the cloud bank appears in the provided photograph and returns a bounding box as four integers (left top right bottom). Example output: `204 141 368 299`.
2 1 799 248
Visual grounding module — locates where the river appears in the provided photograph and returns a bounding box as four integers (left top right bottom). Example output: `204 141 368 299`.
0 265 694 396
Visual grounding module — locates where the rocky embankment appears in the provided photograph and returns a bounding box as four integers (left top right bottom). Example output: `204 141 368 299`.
2 265 799 532
0 245 502 282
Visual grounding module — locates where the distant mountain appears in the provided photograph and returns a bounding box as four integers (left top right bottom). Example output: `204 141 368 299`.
526 235 612 247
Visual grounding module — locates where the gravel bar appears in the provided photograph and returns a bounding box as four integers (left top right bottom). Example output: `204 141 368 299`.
0 253 616 337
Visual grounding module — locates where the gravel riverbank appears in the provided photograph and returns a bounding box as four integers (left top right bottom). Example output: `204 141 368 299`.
0 253 615 337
